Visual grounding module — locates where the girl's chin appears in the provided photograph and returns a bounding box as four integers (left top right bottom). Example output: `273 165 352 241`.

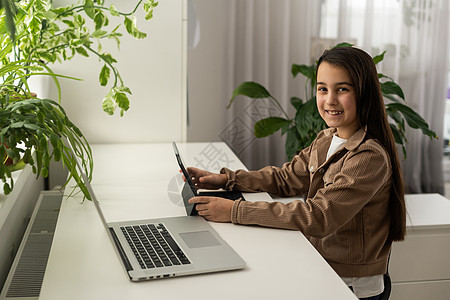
324 120 342 128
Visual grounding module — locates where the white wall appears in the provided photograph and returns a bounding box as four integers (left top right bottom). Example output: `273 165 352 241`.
187 0 231 143
46 0 187 144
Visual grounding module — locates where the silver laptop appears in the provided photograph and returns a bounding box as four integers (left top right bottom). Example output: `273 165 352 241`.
70 144 246 281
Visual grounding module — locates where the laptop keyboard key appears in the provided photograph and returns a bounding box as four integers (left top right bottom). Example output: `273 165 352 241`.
121 223 190 269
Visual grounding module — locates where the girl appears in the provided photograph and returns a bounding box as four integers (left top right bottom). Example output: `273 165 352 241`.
187 47 406 300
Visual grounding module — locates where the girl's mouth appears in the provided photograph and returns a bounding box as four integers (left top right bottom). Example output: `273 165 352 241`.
326 110 343 115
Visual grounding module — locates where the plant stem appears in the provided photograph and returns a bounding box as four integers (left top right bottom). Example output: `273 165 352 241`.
269 96 290 120
84 45 119 87
60 0 144 18
43 43 71 55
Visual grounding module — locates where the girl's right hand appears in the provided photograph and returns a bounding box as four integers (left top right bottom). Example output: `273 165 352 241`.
184 167 228 190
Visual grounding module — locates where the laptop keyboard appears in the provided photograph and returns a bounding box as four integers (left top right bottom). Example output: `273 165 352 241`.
121 223 190 269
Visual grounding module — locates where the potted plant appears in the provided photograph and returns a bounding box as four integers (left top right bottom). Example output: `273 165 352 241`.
227 43 438 159
0 0 158 197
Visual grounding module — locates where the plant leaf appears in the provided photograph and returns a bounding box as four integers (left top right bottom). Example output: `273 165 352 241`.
114 92 129 112
3 183 11 195
94 10 107 30
109 4 120 17
124 16 147 39
92 30 107 38
285 127 301 159
254 117 291 138
227 82 272 108
294 97 326 147
143 0 158 20
53 147 62 161
75 46 89 57
381 81 405 101
24 123 41 130
281 122 290 135
291 64 315 80
373 51 386 65
99 64 110 86
333 42 353 49
378 73 390 80
49 133 59 148
387 103 437 139
84 0 95 19
102 91 115 115
100 52 117 64
124 16 133 35
0 0 17 40
115 86 132 94
383 93 401 103
290 97 303 111
390 123 407 158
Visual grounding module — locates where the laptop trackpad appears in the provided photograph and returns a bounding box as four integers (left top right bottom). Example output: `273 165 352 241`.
179 231 222 248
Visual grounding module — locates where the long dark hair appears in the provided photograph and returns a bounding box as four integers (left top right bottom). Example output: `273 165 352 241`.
317 46 406 242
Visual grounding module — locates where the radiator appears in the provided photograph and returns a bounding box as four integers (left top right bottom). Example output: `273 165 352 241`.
0 190 63 300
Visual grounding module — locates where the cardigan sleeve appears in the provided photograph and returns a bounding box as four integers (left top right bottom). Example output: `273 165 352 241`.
230 142 392 238
220 144 312 197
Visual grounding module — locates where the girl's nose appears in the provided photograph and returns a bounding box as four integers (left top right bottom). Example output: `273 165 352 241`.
325 91 338 105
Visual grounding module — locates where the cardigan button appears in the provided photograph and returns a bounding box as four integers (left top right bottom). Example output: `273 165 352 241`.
309 166 314 172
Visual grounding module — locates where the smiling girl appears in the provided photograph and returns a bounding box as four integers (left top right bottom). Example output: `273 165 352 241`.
186 47 406 300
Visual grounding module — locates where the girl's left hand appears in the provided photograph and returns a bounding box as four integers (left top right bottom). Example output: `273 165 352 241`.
188 197 234 222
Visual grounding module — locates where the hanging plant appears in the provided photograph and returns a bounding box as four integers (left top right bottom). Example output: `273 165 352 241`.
0 0 158 197
0 93 93 197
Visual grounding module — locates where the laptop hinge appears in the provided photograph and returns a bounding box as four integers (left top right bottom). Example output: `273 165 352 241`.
109 228 133 272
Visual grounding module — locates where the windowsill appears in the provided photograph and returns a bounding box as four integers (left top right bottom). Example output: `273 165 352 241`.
0 169 25 224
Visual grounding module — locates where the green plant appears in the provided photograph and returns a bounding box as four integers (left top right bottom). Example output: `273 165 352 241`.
0 0 16 39
0 93 93 198
0 0 158 197
1 0 158 116
228 43 437 159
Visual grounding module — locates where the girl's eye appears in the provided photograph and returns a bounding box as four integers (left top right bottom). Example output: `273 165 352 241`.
317 87 327 92
338 86 351 92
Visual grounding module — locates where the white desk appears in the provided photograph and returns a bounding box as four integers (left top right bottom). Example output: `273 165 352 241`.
390 193 450 300
39 142 356 299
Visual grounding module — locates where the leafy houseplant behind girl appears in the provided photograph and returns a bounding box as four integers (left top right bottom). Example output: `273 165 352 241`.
186 47 406 300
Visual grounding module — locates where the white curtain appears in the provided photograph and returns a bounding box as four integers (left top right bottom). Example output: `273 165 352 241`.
218 0 321 170
397 0 449 194
323 0 449 194
188 0 449 193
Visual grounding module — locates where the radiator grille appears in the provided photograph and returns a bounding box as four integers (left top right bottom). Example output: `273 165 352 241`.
1 191 62 300
5 234 53 298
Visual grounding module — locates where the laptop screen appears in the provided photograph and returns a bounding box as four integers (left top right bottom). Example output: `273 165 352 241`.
67 141 111 230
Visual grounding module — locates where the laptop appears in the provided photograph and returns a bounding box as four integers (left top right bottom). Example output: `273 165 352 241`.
70 144 246 281
172 142 245 216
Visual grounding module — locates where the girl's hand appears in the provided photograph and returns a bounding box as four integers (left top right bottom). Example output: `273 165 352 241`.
184 167 228 190
188 196 233 222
